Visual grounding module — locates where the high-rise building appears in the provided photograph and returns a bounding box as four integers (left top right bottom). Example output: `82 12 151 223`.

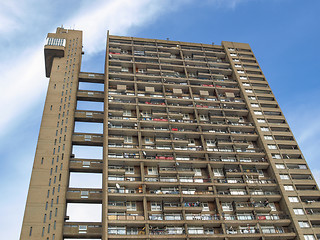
20 27 320 240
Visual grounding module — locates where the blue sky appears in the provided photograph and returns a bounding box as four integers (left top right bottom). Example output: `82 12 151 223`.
0 0 319 238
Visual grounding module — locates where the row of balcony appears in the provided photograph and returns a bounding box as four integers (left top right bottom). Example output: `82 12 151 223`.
69 157 268 174
66 187 281 203
105 213 289 222
106 176 274 185
63 223 295 239
108 75 237 84
109 58 232 73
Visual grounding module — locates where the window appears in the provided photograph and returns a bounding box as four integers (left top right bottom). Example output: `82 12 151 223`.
126 201 136 211
251 103 259 107
261 127 269 131
260 226 276 234
280 174 290 180
141 110 151 117
288 197 299 203
108 226 126 235
304 235 315 240
151 202 162 211
145 137 153 144
257 119 266 123
123 110 131 117
147 167 158 175
272 154 281 159
165 214 182 220
188 227 204 234
124 136 133 143
276 164 285 169
221 202 233 211
201 203 209 211
125 166 134 174
237 213 253 220
293 208 305 215
213 168 224 177
206 139 216 146
194 168 202 176
167 227 183 234
269 203 276 211
183 113 190 120
230 189 246 195
200 115 208 121
299 221 310 228
298 164 307 169
284 185 294 191
268 144 277 150
264 135 273 140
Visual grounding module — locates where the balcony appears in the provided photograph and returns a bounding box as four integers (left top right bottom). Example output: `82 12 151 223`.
234 202 272 213
77 90 104 102
261 227 296 239
183 202 203 212
66 188 102 203
149 228 184 236
226 227 259 235
44 38 65 77
108 176 142 182
79 72 104 83
108 187 143 194
63 222 102 239
108 227 146 236
108 214 145 221
69 158 103 173
74 110 104 123
72 133 103 146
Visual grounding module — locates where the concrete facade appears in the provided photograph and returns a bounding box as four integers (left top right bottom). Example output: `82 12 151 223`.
20 28 320 240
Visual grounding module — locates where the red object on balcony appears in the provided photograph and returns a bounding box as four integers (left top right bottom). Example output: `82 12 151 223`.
172 128 178 131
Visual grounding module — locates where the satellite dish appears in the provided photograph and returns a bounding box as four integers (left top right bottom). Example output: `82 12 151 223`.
116 183 120 189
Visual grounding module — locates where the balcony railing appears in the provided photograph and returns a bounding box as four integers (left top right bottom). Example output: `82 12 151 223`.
226 228 259 234
150 229 184 235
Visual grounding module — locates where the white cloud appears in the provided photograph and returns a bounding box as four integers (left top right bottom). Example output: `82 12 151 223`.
0 0 185 138
66 0 180 55
0 47 48 136
0 1 188 238
0 1 24 33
